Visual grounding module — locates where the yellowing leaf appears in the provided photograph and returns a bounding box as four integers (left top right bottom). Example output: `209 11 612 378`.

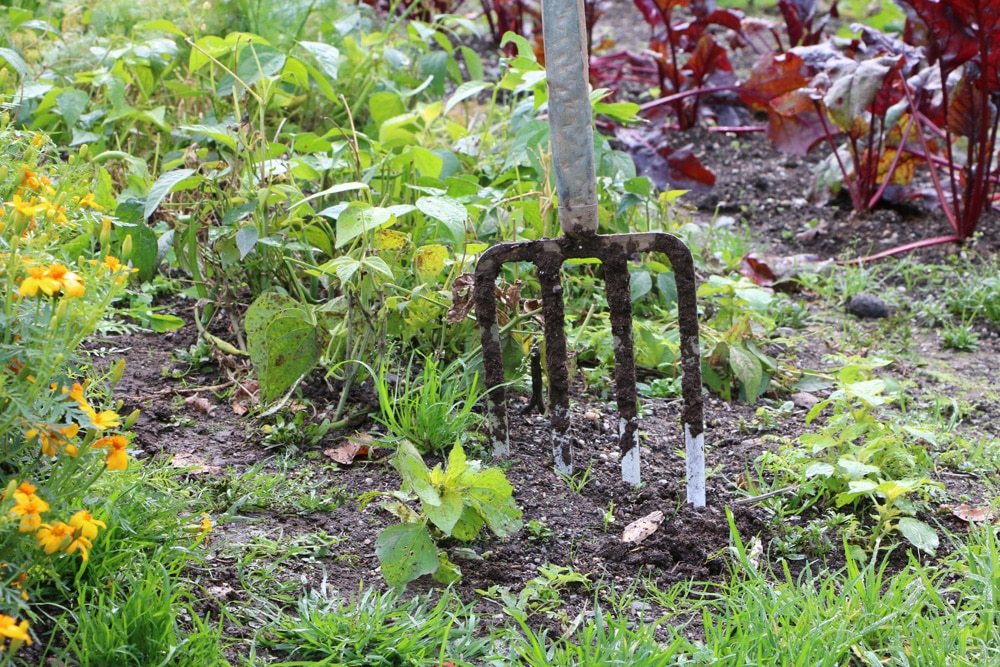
375 228 408 251
414 244 449 283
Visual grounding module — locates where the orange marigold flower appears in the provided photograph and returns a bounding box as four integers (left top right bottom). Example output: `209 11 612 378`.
104 436 129 471
35 521 73 555
69 509 106 541
65 533 94 561
26 423 80 457
9 485 50 533
45 264 85 298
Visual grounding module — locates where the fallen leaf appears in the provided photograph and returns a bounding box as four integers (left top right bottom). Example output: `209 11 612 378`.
738 252 834 288
941 503 995 524
324 433 376 465
231 380 260 416
183 395 215 415
622 510 664 544
445 273 476 324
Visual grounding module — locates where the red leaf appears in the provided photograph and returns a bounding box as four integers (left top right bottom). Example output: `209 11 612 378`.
738 52 810 111
767 89 830 156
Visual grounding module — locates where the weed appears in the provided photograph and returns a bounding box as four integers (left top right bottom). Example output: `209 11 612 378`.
526 519 553 542
940 313 980 352
557 460 593 495
374 354 484 455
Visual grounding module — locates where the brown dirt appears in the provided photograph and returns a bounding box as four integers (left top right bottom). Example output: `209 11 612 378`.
90 6 1000 658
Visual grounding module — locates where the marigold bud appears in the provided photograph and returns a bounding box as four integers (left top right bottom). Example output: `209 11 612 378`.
123 409 141 429
121 234 133 261
110 359 125 385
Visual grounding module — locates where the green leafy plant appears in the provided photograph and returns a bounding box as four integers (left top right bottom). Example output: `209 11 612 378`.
366 440 522 588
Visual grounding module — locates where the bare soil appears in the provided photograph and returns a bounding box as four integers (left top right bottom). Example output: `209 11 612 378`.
94 6 1000 656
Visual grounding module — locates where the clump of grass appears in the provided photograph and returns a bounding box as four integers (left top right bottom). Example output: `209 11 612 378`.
374 354 484 454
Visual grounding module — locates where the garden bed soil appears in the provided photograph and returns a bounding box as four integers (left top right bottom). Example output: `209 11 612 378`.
90 3 1000 654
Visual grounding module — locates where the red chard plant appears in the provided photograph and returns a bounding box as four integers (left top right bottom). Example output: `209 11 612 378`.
890 0 1000 253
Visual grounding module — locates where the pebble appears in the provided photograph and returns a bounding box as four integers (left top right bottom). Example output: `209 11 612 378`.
846 293 890 319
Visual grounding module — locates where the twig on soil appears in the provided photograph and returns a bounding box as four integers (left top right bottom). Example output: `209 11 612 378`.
134 380 236 401
731 484 800 506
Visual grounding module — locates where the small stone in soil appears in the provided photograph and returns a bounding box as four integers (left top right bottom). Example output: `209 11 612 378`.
846 293 890 319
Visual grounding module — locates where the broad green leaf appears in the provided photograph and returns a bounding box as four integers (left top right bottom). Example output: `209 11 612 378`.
803 461 835 478
462 468 522 538
391 440 439 507
844 379 887 407
335 205 393 248
217 44 286 97
258 315 319 402
375 523 439 588
298 41 341 80
146 314 186 332
0 48 27 78
235 226 258 260
135 19 188 36
369 91 406 128
144 168 199 220
432 551 462 585
56 89 89 128
244 293 317 403
459 45 484 81
896 517 938 555
630 270 652 302
361 256 394 280
444 80 491 115
444 441 469 486
180 124 238 152
451 504 485 541
127 225 159 282
415 196 467 244
425 488 463 535
729 344 763 402
836 457 881 479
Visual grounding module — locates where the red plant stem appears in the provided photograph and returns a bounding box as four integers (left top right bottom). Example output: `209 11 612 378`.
868 111 917 209
638 84 739 113
811 98 863 212
900 78 960 234
840 234 966 265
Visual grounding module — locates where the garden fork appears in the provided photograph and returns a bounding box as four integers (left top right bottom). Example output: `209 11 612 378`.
472 0 706 505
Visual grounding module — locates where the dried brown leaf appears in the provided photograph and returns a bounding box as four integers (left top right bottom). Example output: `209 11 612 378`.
622 510 664 544
183 395 216 415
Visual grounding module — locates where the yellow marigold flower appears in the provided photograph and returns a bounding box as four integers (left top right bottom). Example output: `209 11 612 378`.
10 488 50 533
35 521 73 555
26 423 80 457
31 132 45 147
0 613 31 646
86 409 120 430
69 509 106 541
74 193 104 211
19 265 61 297
65 533 94 561
6 193 39 218
201 513 213 534
38 198 68 224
